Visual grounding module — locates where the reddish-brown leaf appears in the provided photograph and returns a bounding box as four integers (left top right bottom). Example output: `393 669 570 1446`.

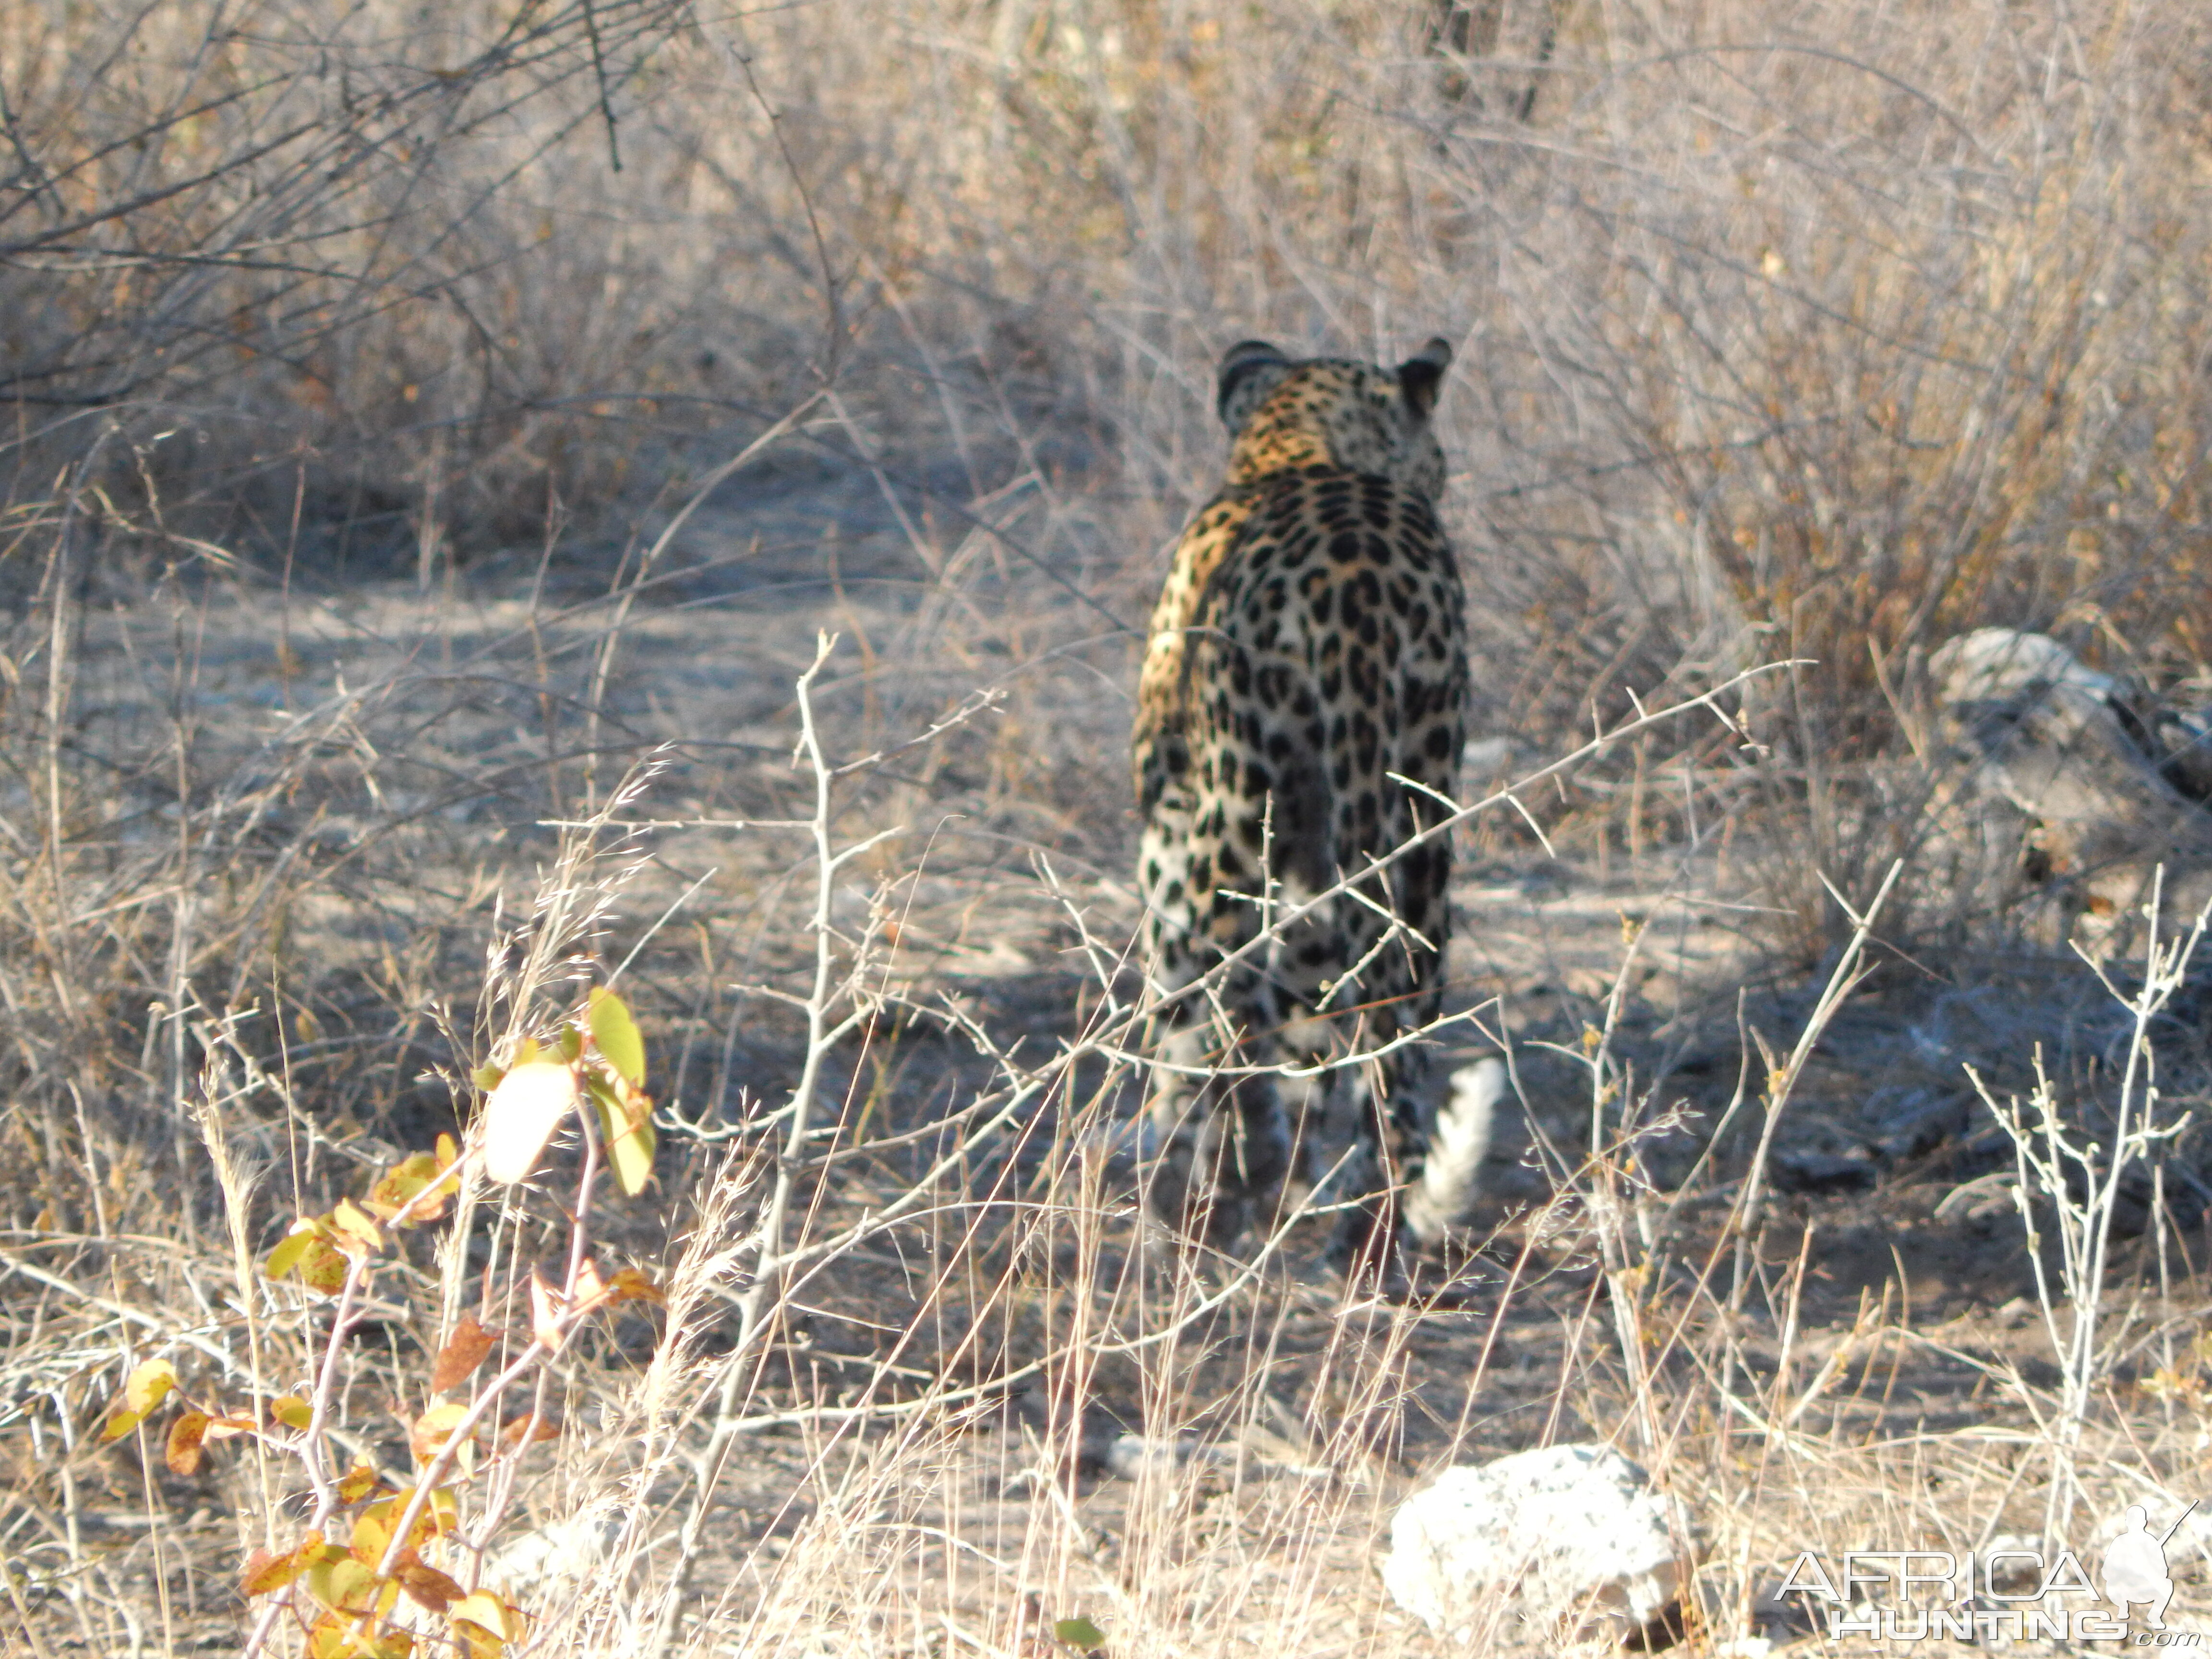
499 1411 560 1447
603 1267 665 1306
397 1562 465 1613
165 1409 211 1475
430 1314 496 1395
239 1548 299 1597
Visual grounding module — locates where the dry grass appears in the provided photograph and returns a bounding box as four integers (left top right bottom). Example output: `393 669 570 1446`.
11 0 2212 1654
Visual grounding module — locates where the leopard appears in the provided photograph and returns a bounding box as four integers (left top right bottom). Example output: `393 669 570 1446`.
1131 336 1494 1275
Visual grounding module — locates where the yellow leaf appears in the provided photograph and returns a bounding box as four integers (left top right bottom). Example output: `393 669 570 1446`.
451 1590 526 1640
366 1486 459 1554
348 1505 394 1568
305 1611 413 1658
272 1395 314 1431
331 1198 385 1251
481 1062 578 1184
303 1551 381 1612
392 1154 463 1224
240 1546 299 1596
366 1151 448 1220
609 1101 656 1197
421 1485 460 1536
337 1459 382 1503
100 1406 144 1443
409 1402 472 1466
124 1358 179 1415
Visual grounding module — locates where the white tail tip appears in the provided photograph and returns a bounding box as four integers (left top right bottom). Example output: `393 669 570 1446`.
1404 1056 1503 1244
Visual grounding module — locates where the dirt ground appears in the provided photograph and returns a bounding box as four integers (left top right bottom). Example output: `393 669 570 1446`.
16 472 2212 1659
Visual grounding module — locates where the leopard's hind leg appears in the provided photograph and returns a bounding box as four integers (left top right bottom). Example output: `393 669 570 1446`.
1140 975 1292 1254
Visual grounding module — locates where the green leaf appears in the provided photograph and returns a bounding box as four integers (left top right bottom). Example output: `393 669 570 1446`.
301 1551 381 1613
588 1078 657 1197
588 986 646 1087
265 1219 323 1280
608 1113 656 1197
297 1239 352 1295
1054 1616 1106 1650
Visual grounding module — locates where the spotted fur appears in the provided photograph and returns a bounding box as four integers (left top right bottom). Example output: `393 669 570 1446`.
1133 337 1470 1268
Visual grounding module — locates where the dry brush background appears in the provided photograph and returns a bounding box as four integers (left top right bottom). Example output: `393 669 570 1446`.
10 0 2212 1652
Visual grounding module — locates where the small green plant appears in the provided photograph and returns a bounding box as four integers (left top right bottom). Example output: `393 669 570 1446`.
1052 1613 1107 1653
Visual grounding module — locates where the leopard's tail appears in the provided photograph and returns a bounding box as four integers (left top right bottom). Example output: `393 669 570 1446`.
1402 1056 1502 1244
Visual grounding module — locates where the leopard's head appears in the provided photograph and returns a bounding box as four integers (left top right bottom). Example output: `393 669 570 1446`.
1215 337 1453 498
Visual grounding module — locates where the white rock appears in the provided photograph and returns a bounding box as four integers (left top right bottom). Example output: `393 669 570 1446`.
389 1504 623 1639
1930 626 2116 706
1381 1444 1694 1642
482 1502 623 1596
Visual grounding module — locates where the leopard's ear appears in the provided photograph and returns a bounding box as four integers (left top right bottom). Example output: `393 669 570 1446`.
1216 339 1293 431
1397 337 1453 419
